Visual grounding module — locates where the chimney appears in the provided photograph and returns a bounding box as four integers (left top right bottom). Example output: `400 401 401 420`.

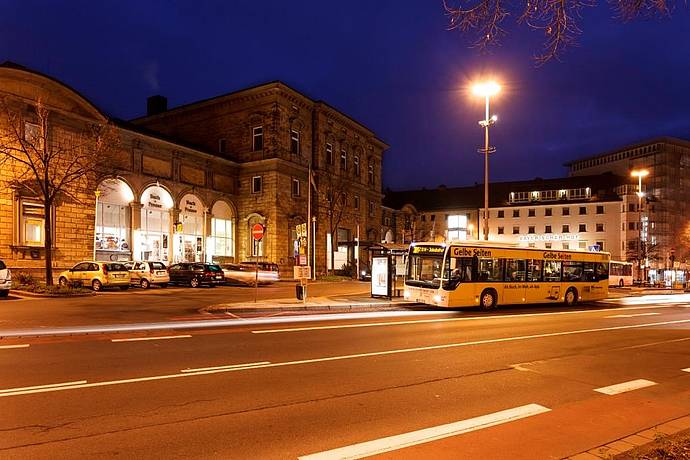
147 95 167 116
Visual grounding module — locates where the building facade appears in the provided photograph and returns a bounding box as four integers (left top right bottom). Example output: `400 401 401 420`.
567 138 690 283
0 63 387 279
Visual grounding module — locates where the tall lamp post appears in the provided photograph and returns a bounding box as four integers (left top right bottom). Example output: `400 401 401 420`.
472 81 500 241
631 169 649 284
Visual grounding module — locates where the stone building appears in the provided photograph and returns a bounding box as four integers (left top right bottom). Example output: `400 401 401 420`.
0 64 387 279
132 82 387 275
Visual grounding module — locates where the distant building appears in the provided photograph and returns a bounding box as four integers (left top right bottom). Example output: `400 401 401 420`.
384 173 629 260
567 137 690 284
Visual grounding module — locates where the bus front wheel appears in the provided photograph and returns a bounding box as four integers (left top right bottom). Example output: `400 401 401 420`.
479 289 497 311
564 288 578 307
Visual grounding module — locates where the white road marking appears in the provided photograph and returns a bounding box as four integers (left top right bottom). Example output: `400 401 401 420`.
253 306 677 334
0 380 87 394
298 404 551 460
111 335 192 342
682 368 690 373
594 379 657 395
180 361 270 373
604 312 661 318
0 344 30 349
2 318 690 398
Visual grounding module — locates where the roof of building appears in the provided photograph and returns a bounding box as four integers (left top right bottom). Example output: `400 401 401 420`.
130 80 388 148
383 173 628 212
564 136 690 166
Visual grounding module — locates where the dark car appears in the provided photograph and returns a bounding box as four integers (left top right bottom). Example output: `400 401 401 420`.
168 263 224 287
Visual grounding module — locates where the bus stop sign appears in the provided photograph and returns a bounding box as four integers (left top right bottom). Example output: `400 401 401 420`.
252 223 265 241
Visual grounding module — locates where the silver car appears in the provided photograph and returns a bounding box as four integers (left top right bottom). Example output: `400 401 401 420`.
0 260 11 297
125 261 170 289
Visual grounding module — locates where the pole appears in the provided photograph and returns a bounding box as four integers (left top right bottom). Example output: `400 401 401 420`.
307 162 311 272
94 190 100 260
638 174 644 285
483 94 490 241
356 223 360 280
312 216 316 281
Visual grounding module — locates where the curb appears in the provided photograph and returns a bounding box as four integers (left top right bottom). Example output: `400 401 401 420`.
201 302 421 315
10 289 95 298
566 413 690 459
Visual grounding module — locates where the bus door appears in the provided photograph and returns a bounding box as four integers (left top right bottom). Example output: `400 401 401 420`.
543 260 563 301
503 259 527 304
525 259 544 303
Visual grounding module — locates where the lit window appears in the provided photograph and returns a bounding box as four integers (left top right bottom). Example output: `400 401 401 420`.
252 176 262 194
340 149 347 171
21 199 45 246
447 215 468 241
252 126 263 151
290 129 300 155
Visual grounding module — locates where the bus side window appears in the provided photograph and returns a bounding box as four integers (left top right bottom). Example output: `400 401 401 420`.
596 263 609 280
527 259 543 282
544 261 562 282
505 259 526 282
583 262 596 281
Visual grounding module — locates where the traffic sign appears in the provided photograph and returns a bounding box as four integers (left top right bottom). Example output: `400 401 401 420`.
294 265 311 280
252 223 265 241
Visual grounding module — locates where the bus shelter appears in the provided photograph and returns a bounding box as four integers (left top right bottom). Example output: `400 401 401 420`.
368 243 408 298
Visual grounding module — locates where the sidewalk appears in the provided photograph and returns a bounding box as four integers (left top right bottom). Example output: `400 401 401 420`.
202 295 420 314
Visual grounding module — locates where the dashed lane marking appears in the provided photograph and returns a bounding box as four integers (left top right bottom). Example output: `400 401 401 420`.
111 335 192 342
0 344 30 349
594 379 657 395
604 313 661 318
298 404 551 460
181 361 270 373
682 368 690 373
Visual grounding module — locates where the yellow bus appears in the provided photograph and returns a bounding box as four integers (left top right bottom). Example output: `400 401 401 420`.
403 242 610 309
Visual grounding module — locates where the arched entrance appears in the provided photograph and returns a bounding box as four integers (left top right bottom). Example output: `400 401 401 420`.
138 185 174 262
209 200 235 263
176 193 205 262
95 178 134 261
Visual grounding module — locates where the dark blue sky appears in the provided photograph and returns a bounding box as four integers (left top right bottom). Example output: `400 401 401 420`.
2 1 689 190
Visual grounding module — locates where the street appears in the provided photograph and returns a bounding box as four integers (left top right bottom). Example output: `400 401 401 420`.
1 294 690 458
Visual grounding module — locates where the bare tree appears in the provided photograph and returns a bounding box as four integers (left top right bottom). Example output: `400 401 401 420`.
0 98 118 284
626 238 659 283
444 0 678 64
318 171 352 275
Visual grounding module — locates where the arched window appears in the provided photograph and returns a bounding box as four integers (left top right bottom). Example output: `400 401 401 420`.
96 179 134 261
139 185 174 262
177 193 205 263
210 201 235 262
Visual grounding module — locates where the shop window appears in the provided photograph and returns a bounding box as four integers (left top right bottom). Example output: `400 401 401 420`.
20 199 45 246
211 218 234 259
252 126 263 151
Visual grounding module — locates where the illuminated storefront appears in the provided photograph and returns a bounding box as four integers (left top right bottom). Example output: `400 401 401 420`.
138 185 173 262
208 200 234 263
176 193 204 263
95 179 134 261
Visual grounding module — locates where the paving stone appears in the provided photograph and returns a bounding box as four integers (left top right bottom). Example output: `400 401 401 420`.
568 452 604 460
605 440 636 453
621 434 654 447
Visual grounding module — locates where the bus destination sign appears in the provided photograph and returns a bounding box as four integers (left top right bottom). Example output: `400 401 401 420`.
411 245 445 255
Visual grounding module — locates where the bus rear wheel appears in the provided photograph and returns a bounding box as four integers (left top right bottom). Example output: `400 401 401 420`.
564 287 578 306
479 289 497 311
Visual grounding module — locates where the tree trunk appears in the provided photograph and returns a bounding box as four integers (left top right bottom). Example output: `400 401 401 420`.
44 199 53 285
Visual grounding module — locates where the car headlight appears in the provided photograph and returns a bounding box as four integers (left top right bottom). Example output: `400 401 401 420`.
361 270 367 276
403 290 411 299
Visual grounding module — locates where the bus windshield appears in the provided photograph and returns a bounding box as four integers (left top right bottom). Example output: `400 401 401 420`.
406 245 445 288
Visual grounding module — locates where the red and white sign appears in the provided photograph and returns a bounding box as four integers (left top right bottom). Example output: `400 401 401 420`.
252 223 265 241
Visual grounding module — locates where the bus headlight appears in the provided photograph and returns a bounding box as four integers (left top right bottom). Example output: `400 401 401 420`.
403 290 411 300
433 294 442 304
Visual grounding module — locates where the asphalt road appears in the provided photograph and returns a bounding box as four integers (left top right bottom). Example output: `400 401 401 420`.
0 281 371 329
1 295 690 459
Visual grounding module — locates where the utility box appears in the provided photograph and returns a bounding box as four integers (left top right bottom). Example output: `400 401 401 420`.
296 284 306 300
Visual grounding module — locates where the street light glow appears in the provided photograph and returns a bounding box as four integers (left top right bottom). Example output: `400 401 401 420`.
472 81 501 97
631 169 649 178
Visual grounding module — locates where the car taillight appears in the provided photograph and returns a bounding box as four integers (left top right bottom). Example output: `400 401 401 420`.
204 271 213 276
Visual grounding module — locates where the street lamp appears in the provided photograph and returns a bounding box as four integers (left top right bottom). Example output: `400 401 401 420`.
631 169 649 284
472 81 500 241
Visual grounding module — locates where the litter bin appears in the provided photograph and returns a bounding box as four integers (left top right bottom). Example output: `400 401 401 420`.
296 284 306 300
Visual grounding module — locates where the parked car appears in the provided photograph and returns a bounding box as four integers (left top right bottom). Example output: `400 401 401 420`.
239 261 280 284
168 263 224 287
58 261 130 291
0 260 11 297
124 261 170 289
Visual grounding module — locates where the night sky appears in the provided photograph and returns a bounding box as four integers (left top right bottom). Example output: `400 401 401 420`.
2 1 689 191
